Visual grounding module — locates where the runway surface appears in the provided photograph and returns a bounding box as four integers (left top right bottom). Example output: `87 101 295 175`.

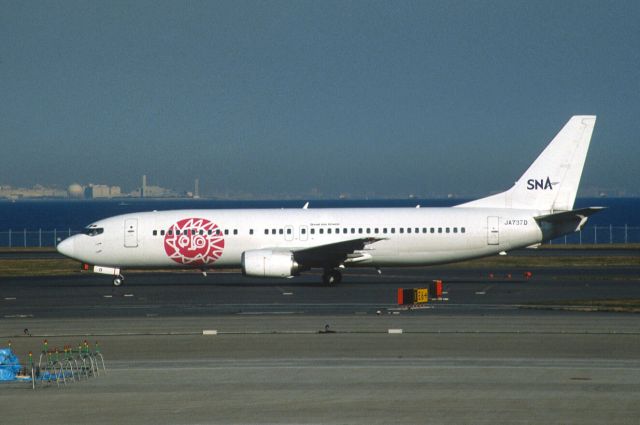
1 263 639 424
2 313 640 425
1 264 639 318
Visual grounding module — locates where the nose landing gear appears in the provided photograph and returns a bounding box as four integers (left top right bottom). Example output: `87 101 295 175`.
113 275 125 286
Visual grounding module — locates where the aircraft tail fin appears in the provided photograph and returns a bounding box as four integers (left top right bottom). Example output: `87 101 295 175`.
457 116 596 211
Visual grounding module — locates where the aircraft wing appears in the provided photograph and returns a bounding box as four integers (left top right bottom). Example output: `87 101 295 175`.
291 237 384 268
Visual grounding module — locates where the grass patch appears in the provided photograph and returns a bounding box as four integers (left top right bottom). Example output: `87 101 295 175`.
447 255 640 268
524 299 640 313
0 259 80 277
0 250 639 277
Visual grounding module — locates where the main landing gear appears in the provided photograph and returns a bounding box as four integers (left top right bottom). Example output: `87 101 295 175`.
113 275 125 287
322 269 342 285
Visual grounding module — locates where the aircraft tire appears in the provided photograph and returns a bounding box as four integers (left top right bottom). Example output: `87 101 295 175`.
113 275 124 286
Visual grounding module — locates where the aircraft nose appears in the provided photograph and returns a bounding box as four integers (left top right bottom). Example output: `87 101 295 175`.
56 237 75 258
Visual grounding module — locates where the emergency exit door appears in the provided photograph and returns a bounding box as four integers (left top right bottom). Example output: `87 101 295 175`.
124 218 139 248
487 216 499 245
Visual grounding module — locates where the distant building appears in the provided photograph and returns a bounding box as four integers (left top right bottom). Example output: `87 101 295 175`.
67 183 84 198
0 184 66 199
84 184 122 199
143 185 178 198
134 175 178 198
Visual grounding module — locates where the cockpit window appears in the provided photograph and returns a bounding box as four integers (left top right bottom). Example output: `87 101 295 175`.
83 227 104 236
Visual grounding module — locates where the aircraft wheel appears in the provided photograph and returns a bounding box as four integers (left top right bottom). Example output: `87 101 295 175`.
113 275 124 287
322 269 342 285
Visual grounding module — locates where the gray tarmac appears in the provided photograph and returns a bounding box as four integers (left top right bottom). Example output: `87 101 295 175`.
1 264 640 318
1 263 640 424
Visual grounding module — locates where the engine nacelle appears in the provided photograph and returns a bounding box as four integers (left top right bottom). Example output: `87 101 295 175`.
241 249 299 278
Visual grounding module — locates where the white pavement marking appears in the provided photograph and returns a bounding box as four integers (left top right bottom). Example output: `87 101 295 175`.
476 284 494 295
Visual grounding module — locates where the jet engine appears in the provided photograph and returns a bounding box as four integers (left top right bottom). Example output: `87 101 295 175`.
241 249 299 278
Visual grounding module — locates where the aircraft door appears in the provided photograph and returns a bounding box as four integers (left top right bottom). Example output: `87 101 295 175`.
299 225 308 241
487 216 499 245
124 218 139 248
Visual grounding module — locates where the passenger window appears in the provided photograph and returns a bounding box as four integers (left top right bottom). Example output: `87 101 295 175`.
199 230 203 235
430 228 435 233
168 230 173 236
286 228 291 235
415 227 419 233
391 228 395 234
176 230 181 235
351 228 355 234
358 228 363 234
453 227 458 233
422 228 427 233
400 228 404 234
446 227 450 233
234 229 238 235
272 229 276 235
438 228 442 233
407 228 411 234
366 228 370 234
301 228 306 234
311 229 315 235
327 229 332 234
319 229 324 234
343 228 348 234
225 229 229 235
153 230 157 236
250 229 254 235
374 228 379 233
264 229 269 235
462 227 466 233
383 228 387 234
161 230 165 236
279 229 283 235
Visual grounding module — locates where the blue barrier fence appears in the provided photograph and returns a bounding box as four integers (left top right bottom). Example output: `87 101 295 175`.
0 229 80 248
0 225 639 248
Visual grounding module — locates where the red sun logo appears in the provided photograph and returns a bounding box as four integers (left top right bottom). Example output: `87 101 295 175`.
163 218 225 266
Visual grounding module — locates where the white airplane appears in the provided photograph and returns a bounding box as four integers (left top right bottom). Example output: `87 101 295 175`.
58 116 600 286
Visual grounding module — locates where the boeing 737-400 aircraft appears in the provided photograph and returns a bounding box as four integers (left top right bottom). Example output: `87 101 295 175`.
57 116 600 286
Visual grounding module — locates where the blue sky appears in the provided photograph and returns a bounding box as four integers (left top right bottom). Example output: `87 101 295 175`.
1 0 638 197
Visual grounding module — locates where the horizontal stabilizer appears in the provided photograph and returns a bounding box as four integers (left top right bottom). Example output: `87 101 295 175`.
534 207 605 232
